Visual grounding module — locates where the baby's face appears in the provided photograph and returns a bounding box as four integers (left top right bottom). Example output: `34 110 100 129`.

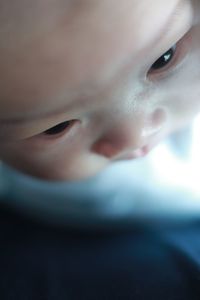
0 0 199 181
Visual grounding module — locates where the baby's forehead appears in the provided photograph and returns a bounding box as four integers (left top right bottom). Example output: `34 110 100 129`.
0 0 76 45
0 0 194 131
0 0 176 49
0 0 161 28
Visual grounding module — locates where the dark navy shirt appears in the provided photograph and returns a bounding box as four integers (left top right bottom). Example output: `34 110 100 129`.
1 202 200 300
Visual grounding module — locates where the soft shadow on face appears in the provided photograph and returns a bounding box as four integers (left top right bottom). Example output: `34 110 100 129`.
0 0 199 181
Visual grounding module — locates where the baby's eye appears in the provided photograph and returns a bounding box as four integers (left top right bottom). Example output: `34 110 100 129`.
26 120 80 144
43 120 74 136
147 28 192 78
149 44 177 72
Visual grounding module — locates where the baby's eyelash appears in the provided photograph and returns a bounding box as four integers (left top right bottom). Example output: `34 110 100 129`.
37 119 79 141
43 121 72 136
147 29 191 79
147 43 181 78
149 44 177 72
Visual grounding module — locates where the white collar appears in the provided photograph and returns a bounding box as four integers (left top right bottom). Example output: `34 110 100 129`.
1 114 200 227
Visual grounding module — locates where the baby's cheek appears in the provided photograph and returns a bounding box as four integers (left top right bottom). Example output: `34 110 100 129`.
0 138 107 181
153 52 200 129
1 131 81 162
0 140 66 178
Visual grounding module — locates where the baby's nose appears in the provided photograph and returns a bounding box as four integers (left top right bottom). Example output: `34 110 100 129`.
91 108 167 159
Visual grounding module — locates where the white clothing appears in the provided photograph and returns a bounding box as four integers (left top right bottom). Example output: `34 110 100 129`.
1 115 200 228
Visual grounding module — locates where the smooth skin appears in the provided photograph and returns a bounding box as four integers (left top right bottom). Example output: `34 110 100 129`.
0 0 199 181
